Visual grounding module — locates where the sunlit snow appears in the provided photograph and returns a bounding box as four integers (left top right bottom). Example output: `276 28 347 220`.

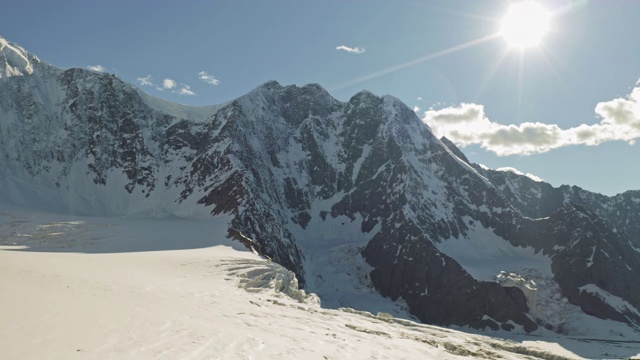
2 204 639 359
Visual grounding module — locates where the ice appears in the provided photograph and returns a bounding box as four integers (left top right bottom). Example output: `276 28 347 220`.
435 218 553 282
287 195 411 318
497 271 538 311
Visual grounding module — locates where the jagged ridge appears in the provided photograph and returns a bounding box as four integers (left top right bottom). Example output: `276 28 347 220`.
2 34 640 335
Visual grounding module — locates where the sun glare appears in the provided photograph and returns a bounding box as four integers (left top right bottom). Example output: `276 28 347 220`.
500 2 551 49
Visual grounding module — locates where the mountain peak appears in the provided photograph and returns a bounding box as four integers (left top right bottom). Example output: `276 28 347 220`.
3 33 640 339
350 89 378 101
254 81 333 98
0 35 40 78
256 80 282 91
440 136 470 164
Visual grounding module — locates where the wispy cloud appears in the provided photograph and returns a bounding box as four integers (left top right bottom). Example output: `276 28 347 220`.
178 85 196 96
336 45 365 54
86 64 107 73
136 75 155 87
136 75 196 96
198 71 220 85
423 82 640 156
135 74 195 96
163 78 177 90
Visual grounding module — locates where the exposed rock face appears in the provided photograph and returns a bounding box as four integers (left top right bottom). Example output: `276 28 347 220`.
475 167 640 326
478 166 640 246
1 34 640 334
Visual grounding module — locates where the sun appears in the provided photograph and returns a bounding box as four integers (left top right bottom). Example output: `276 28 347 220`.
500 2 551 49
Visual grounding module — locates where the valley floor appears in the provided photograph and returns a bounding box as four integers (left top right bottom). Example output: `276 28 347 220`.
1 205 638 359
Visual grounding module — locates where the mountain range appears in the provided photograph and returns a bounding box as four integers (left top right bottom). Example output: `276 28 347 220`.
2 34 639 336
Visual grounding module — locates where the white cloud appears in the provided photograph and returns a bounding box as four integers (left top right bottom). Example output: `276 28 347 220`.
199 71 220 85
336 45 365 54
422 83 640 156
136 75 155 87
413 105 422 113
136 75 195 96
177 85 196 96
163 78 177 90
417 96 423 101
87 64 106 73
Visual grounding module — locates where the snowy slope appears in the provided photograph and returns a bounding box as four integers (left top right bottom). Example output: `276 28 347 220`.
3 205 639 360
0 36 39 78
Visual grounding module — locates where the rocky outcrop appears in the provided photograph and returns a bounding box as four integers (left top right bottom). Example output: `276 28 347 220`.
479 166 640 246
363 220 539 332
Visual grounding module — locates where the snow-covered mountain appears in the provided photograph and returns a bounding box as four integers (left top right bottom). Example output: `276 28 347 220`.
1 34 640 336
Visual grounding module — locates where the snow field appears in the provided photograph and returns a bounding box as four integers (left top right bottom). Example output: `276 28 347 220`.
0 205 611 359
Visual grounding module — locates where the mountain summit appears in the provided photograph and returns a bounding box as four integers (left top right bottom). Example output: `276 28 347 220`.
0 35 41 78
1 35 639 335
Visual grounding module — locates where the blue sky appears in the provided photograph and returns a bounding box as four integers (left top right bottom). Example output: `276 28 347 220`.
2 0 639 195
